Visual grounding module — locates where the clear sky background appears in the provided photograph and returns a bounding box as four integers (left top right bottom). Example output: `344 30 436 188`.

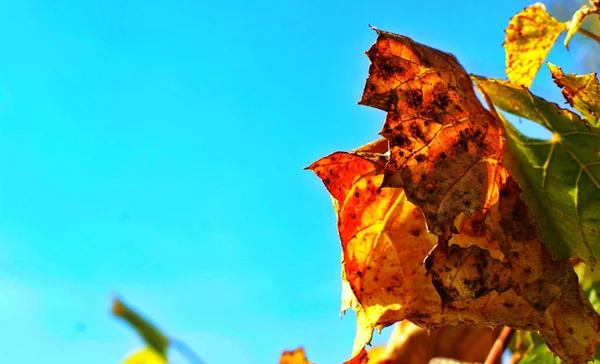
0 0 588 363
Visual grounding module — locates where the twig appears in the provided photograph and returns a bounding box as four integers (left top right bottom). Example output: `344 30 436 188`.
577 27 600 45
484 326 515 364
170 337 207 364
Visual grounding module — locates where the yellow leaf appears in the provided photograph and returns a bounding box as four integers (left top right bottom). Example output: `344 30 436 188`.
122 347 167 364
564 4 594 50
504 3 565 87
548 62 600 126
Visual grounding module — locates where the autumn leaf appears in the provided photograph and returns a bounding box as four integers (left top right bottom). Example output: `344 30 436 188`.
504 3 565 87
112 298 170 359
473 76 600 269
548 63 600 127
279 347 313 364
309 150 599 363
359 28 505 244
366 321 500 364
309 29 600 364
564 3 597 49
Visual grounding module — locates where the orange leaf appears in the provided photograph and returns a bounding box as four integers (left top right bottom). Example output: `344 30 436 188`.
308 29 600 364
359 28 505 243
279 347 313 364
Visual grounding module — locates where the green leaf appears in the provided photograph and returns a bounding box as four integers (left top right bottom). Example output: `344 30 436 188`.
548 63 600 127
519 341 561 364
575 262 600 314
112 298 170 358
473 76 600 268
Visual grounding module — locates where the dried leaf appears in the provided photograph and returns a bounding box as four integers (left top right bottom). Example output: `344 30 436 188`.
367 321 499 364
279 347 313 364
309 29 600 364
504 3 565 87
359 28 504 243
473 76 600 269
309 151 599 364
548 63 600 127
564 4 594 50
344 348 369 364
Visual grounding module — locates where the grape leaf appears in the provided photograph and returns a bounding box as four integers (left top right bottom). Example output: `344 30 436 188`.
279 348 313 364
112 298 170 359
309 150 599 364
359 28 505 244
548 63 600 127
309 29 600 364
473 76 600 269
519 342 561 364
504 3 565 87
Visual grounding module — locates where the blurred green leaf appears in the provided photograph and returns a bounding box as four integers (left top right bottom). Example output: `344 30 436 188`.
112 298 170 359
519 341 561 364
473 76 600 268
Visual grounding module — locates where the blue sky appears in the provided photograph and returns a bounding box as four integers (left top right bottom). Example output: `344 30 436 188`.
0 0 586 363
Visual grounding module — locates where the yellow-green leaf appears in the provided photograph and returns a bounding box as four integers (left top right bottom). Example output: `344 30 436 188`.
504 3 565 87
122 347 167 364
548 63 600 127
112 298 170 358
473 76 600 269
564 4 594 49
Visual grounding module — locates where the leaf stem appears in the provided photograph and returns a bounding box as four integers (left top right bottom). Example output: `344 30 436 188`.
170 337 207 364
577 27 600 45
484 327 515 364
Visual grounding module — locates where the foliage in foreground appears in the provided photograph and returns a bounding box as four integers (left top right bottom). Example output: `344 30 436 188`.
111 2 600 364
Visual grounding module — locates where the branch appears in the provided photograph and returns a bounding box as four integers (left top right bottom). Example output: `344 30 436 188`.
170 337 207 364
577 27 600 45
484 327 515 364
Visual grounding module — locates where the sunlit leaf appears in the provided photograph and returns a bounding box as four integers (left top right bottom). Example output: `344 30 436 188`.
122 347 167 364
504 3 565 87
473 76 600 270
359 28 505 243
112 298 170 358
309 29 600 364
564 4 594 49
548 63 600 126
279 347 313 364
